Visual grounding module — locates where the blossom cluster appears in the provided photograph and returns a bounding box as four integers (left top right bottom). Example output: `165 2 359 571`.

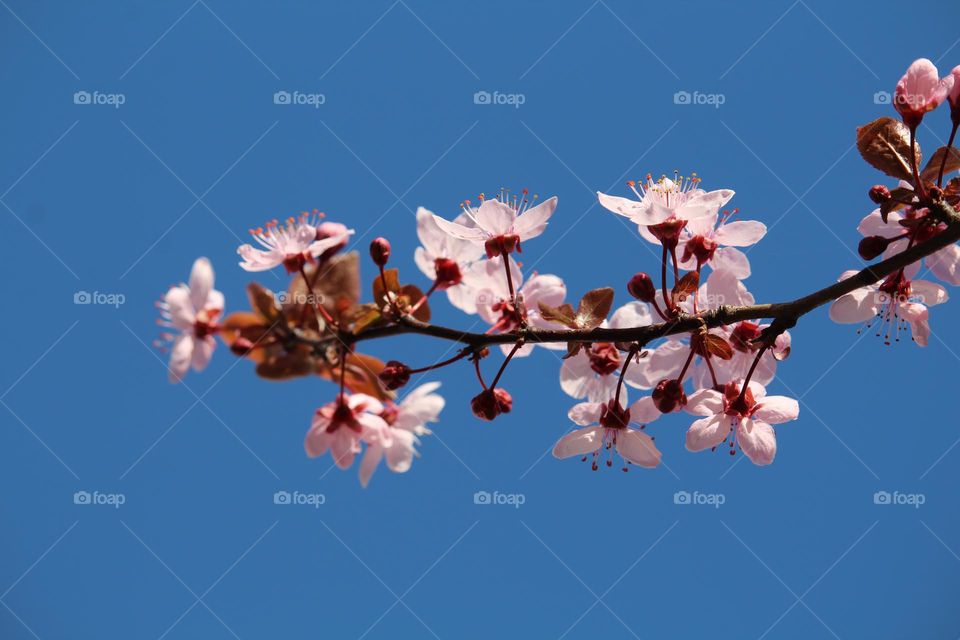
153 57 960 487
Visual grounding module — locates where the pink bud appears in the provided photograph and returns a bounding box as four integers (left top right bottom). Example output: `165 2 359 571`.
470 388 512 421
868 185 891 204
378 360 411 390
370 237 391 267
627 272 656 302
652 379 687 414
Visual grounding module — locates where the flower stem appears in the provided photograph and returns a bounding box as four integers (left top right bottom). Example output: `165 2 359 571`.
937 122 959 188
408 348 472 374
491 340 524 389
614 344 639 407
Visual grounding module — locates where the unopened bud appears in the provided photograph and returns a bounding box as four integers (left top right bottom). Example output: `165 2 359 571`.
434 257 462 288
471 387 513 421
868 185 891 204
627 272 656 302
652 379 687 414
858 235 889 260
370 237 391 266
378 360 411 390
230 337 255 356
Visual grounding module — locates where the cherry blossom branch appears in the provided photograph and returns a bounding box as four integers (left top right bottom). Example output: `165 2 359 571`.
298 200 960 352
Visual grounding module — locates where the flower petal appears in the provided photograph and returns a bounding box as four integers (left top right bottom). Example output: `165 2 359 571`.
685 389 724 416
685 415 730 452
754 396 799 424
568 402 603 426
714 220 766 247
737 419 777 465
513 196 557 241
616 430 661 468
552 426 603 459
188 257 215 310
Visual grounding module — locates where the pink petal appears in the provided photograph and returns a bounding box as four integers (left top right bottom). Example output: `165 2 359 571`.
685 389 724 416
628 396 661 424
358 444 383 487
714 220 766 247
568 402 603 426
432 215 487 242
475 199 515 235
679 189 735 220
167 334 194 383
597 191 643 219
188 257 215 310
552 426 603 459
926 244 960 286
163 286 196 330
911 279 949 307
685 415 730 452
711 247 751 278
736 419 777 465
857 209 903 239
609 302 652 330
753 396 799 425
512 196 557 241
616 430 661 468
829 289 877 324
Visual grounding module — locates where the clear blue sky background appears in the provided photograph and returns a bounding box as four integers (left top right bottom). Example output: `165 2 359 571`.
2 1 959 638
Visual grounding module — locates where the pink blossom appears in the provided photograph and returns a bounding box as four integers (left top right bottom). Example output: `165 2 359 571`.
949 65 960 118
158 257 224 383
465 257 567 356
552 400 662 471
358 382 445 487
237 212 354 272
858 206 960 286
674 210 766 278
829 269 948 347
559 302 653 402
305 394 389 469
598 173 734 228
684 381 799 466
414 207 485 313
894 58 954 128
431 190 557 257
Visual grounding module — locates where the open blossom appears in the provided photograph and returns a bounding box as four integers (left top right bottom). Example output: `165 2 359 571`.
559 302 653 403
237 212 354 272
684 381 799 466
466 257 567 356
673 209 766 278
552 400 662 471
305 393 389 469
431 190 557 257
359 382 445 487
858 206 960 286
829 269 948 347
414 207 485 313
598 173 734 229
158 257 224 383
894 58 955 128
692 321 791 389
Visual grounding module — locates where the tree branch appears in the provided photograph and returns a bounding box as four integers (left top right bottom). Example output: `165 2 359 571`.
305 201 960 352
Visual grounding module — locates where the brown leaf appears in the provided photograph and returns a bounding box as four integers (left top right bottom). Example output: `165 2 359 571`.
317 352 394 401
879 186 915 222
255 348 316 380
348 303 384 334
246 282 282 322
400 284 431 322
575 288 614 330
287 252 361 319
703 334 734 360
920 146 960 183
372 268 401 307
538 302 577 328
563 342 584 359
856 117 921 181
671 272 699 303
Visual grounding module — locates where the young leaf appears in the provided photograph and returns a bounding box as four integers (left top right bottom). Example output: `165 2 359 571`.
400 284 431 322
671 272 699 304
920 146 960 183
703 334 734 360
538 302 577 328
563 342 584 359
879 186 915 222
856 117 921 182
575 288 614 329
372 268 401 306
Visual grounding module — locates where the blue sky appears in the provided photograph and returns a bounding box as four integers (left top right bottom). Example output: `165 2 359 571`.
2 0 960 638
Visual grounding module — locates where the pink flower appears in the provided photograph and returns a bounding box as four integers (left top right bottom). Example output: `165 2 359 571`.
684 381 799 466
305 394 389 469
674 210 766 278
158 257 224 383
237 212 354 272
552 400 662 471
465 257 567 356
414 207 485 313
858 206 960 286
829 269 948 347
949 65 960 118
358 382 445 487
431 190 557 257
559 302 654 403
894 58 954 128
598 173 734 228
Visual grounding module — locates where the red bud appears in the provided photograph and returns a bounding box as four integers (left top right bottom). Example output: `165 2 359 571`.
370 237 391 266
627 272 656 302
868 185 891 204
378 360 411 390
858 235 889 260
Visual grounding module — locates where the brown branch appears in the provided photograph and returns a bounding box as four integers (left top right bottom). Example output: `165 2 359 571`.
304 201 960 352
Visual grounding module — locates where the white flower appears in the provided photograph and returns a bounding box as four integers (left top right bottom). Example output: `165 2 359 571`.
158 257 224 383
237 212 353 272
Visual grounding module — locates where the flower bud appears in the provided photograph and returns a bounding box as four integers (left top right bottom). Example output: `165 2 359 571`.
868 185 891 204
858 235 889 260
378 360 411 390
627 272 656 302
229 337 255 356
470 387 513 421
652 379 687 414
370 237 391 266
434 257 462 288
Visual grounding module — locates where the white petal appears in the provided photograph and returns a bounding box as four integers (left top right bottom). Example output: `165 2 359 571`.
432 215 486 242
926 244 960 285
685 415 731 452
829 289 877 324
714 220 766 247
628 396 661 424
616 430 661 468
188 257 215 310
710 247 751 279
737 419 777 465
168 334 194 383
685 389 724 416
568 402 603 426
753 396 799 424
609 301 652 329
475 199 515 235
911 280 949 307
513 196 557 241
552 426 603 459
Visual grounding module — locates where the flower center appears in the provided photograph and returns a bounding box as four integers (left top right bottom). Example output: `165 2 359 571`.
730 321 762 352
588 342 621 376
